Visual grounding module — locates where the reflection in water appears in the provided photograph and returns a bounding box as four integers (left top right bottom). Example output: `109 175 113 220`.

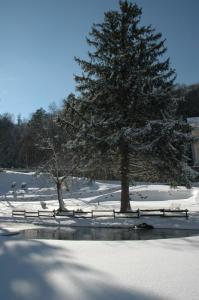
19 227 199 241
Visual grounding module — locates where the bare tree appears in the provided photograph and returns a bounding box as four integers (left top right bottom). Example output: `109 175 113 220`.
38 135 79 211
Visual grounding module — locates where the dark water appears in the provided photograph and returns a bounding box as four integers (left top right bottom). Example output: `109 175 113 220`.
19 227 199 241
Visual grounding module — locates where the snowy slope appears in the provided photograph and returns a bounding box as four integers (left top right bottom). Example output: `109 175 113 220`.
0 171 199 229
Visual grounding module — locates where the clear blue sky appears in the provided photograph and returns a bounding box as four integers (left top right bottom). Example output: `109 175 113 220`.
0 0 198 119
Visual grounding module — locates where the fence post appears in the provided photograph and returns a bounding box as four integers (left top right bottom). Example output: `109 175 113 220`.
113 209 115 219
137 209 140 218
185 209 188 219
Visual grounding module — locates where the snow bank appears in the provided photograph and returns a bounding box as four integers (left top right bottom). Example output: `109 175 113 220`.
0 171 53 194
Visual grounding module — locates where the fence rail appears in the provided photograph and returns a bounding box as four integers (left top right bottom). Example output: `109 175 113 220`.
12 208 189 219
12 210 56 218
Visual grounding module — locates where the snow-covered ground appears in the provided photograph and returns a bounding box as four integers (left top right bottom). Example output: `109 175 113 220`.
0 236 199 300
1 171 199 300
0 170 199 229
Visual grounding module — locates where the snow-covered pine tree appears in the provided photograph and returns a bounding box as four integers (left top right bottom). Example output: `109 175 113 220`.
74 0 196 212
60 94 115 182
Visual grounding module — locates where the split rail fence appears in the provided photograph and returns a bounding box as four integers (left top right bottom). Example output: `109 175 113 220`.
12 208 189 219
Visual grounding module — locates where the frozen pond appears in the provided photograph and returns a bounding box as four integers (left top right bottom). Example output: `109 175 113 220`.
19 227 199 241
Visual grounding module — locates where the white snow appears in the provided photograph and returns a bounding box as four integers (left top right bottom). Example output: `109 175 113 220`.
0 235 199 300
1 171 199 300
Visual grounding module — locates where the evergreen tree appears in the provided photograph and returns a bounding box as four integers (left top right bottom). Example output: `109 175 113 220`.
59 94 121 180
73 0 195 211
0 114 16 167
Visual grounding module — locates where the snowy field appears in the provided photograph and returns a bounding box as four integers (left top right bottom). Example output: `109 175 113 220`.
1 170 199 229
1 171 199 300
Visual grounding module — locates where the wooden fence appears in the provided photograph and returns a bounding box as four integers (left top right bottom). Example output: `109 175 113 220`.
12 210 56 218
12 208 189 219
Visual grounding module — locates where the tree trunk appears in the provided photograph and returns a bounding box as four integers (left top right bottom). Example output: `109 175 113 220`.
56 181 65 211
120 142 131 212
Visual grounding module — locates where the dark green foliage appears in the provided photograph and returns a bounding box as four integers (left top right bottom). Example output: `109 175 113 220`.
0 108 62 169
126 119 196 186
0 114 17 167
0 114 27 168
71 0 195 211
177 84 199 118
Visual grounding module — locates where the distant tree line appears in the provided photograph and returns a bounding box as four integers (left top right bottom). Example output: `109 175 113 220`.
0 108 59 168
177 84 199 118
1 83 198 170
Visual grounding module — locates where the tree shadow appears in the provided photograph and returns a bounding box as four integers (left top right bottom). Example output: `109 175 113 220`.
0 236 162 300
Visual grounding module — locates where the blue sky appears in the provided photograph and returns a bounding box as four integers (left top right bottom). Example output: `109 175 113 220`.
0 0 198 119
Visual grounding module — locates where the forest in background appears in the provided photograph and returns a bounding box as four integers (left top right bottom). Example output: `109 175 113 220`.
0 83 198 171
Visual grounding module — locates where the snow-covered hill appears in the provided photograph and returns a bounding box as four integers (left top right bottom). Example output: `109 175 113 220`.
0 170 199 229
